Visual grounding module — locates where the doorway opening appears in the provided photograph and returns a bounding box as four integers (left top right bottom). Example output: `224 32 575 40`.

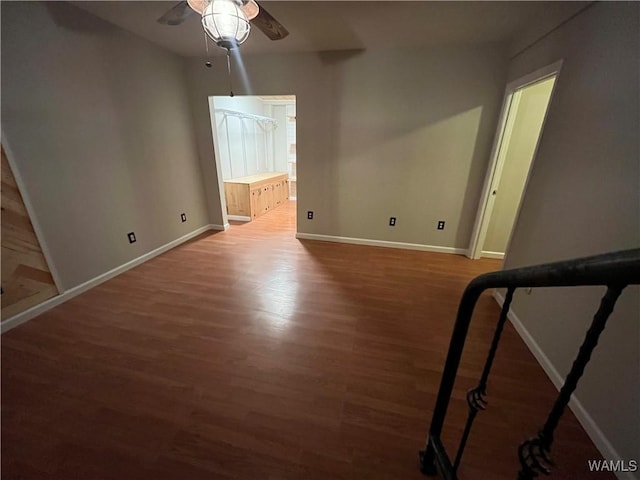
468 62 561 260
208 95 297 228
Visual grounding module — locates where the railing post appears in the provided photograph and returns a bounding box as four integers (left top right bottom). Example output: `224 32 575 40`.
517 284 626 479
452 287 516 473
419 285 482 476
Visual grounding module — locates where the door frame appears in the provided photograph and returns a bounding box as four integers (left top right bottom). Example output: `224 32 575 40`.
208 95 297 225
467 60 563 260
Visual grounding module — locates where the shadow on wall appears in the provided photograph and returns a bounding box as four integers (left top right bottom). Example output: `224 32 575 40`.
284 1 367 54
318 46 504 248
317 49 366 65
46 1 115 33
321 50 501 247
315 49 365 241
455 104 500 249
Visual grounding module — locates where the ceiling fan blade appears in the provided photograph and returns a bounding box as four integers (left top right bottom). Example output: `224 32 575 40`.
251 2 289 41
157 1 194 26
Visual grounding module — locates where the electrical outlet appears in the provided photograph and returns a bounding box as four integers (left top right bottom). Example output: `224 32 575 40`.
389 217 396 226
437 221 445 230
307 211 314 220
127 232 136 244
180 213 187 223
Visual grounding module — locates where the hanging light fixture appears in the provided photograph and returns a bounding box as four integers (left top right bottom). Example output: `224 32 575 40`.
188 0 254 96
187 0 259 22
188 0 252 50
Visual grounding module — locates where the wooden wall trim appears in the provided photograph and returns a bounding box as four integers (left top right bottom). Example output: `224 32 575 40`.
1 134 64 291
1 143 59 318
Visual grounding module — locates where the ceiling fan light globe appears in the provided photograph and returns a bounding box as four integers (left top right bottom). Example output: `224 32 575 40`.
202 0 251 49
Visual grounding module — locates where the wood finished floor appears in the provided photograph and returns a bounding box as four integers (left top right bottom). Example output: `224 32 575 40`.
1 201 610 479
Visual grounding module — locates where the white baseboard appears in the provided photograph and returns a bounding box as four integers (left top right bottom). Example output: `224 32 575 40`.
481 250 505 259
227 215 250 222
1 224 224 334
295 232 468 255
493 291 634 479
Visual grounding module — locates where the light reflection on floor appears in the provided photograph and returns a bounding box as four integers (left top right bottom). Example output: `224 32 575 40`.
255 260 300 330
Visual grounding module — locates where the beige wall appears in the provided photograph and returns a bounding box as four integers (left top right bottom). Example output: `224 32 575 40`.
483 77 555 254
504 2 639 466
186 45 509 249
1 2 209 291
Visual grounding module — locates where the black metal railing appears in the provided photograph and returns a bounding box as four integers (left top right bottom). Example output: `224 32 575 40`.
418 248 640 479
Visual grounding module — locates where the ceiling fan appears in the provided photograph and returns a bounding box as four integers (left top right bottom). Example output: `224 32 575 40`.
157 0 289 42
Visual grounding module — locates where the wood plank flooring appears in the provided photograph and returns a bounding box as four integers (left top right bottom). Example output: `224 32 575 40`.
1 201 610 479
1 146 58 319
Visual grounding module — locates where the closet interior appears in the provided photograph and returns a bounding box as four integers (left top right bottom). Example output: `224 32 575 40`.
209 95 296 222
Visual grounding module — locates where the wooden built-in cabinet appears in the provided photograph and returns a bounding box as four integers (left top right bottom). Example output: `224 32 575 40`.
224 172 288 220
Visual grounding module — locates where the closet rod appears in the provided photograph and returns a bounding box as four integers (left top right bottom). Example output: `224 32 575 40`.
216 108 277 125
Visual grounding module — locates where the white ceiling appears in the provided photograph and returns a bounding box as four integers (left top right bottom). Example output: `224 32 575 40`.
72 1 588 57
